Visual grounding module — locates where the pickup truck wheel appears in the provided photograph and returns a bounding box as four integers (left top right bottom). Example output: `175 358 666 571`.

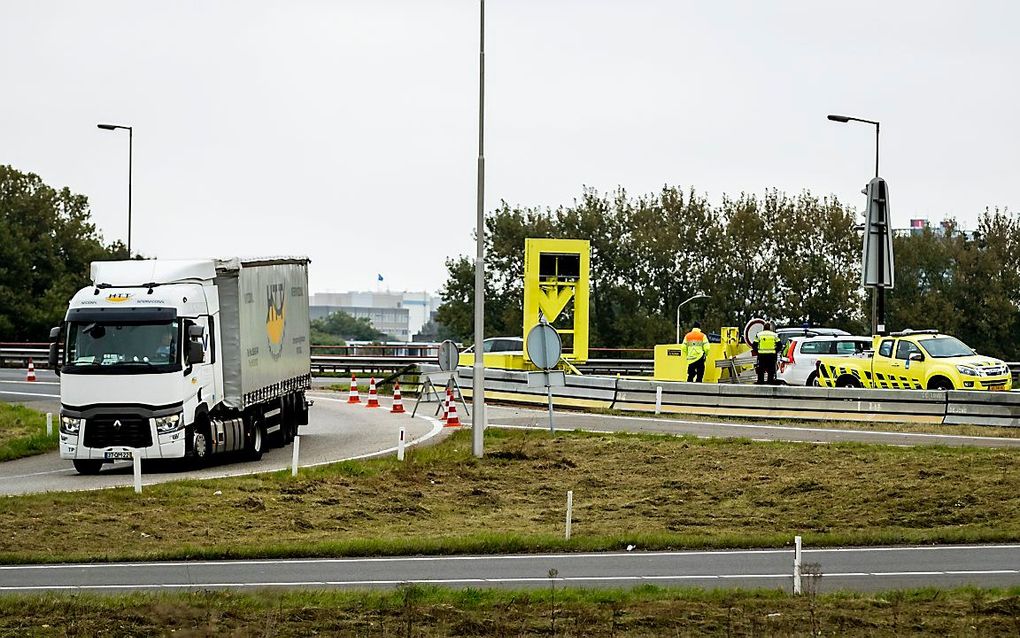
836 376 862 388
244 416 265 461
806 372 820 387
928 377 955 391
73 459 104 475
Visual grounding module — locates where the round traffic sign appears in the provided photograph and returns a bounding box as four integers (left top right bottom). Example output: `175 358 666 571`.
743 318 766 347
437 340 459 371
526 323 562 370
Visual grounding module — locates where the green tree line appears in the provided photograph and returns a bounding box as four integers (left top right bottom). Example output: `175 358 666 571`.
436 186 1020 360
0 165 127 341
311 311 386 344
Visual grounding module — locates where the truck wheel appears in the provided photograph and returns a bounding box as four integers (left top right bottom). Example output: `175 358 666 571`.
73 459 104 475
244 416 265 461
806 372 820 387
928 377 954 391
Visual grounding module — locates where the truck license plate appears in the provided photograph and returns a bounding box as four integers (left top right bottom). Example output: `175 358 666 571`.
987 384 1006 391
104 450 134 460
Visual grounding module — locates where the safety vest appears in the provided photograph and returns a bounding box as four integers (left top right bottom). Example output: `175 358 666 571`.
755 330 779 354
683 329 709 362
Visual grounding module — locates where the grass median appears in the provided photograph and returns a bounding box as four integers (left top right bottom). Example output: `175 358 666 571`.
2 428 1019 564
0 403 57 462
2 586 1019 636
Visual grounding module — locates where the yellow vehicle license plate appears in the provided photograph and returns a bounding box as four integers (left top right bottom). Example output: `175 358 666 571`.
987 384 1006 391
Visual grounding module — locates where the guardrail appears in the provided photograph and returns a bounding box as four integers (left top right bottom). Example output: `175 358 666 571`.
421 365 1020 428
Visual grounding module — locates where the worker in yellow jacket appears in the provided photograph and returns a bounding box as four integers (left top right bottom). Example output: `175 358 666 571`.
753 322 781 385
682 322 711 382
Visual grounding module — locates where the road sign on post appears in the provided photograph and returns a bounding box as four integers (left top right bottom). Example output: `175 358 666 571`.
861 177 894 334
862 177 894 288
526 321 563 432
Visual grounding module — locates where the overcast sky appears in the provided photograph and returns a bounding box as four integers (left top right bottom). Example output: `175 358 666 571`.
3 1 1017 294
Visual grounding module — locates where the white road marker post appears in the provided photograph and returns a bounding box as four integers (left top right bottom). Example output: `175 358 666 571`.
565 490 573 540
793 535 802 595
654 386 663 415
46 413 53 436
291 435 301 477
397 426 406 461
132 450 142 494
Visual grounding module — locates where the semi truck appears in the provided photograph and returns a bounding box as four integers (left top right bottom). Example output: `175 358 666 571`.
815 329 1012 391
48 257 311 474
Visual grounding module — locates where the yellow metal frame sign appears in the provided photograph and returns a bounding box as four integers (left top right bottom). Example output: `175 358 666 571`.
523 238 590 363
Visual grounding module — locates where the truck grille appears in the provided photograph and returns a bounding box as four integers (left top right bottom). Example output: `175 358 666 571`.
83 416 152 449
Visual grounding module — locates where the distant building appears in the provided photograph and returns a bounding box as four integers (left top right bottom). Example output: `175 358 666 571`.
893 218 976 239
310 291 442 342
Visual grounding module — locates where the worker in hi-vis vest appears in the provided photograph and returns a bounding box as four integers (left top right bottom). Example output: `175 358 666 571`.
682 322 711 383
753 322 781 385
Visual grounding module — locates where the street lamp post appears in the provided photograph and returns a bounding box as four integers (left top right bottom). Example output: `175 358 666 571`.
97 123 133 258
827 114 885 334
471 0 486 458
675 293 710 344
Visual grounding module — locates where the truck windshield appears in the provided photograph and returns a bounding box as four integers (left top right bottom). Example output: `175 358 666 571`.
917 336 975 358
65 320 180 372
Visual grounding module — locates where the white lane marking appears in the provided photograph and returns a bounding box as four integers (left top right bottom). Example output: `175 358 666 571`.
491 407 1020 443
0 467 77 479
0 380 60 386
2 569 1018 591
5 544 1019 571
0 390 60 398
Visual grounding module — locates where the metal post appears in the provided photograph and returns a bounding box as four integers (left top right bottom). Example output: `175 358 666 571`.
46 413 53 437
547 383 555 433
127 127 133 258
874 121 880 179
565 490 573 540
397 426 406 461
655 386 663 415
132 451 142 494
291 435 300 476
793 535 802 595
471 0 486 458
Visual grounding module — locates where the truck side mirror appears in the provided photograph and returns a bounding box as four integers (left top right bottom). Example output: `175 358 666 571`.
48 326 61 374
188 325 205 340
909 352 924 362
187 340 205 364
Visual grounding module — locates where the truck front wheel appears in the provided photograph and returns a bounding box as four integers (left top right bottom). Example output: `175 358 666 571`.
73 459 104 475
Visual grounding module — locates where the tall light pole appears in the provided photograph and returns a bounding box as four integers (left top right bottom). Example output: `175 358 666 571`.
471 0 486 458
675 293 709 343
827 113 884 334
97 123 133 257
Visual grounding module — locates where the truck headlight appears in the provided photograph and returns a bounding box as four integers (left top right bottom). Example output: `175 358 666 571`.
155 413 184 434
956 364 978 376
60 416 83 434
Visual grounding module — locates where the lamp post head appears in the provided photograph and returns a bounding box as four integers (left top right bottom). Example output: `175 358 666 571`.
827 114 851 123
97 124 118 130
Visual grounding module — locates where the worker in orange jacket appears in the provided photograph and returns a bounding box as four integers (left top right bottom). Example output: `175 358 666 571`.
682 322 711 383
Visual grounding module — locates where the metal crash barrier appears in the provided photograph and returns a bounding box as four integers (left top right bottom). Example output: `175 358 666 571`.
421 365 1020 428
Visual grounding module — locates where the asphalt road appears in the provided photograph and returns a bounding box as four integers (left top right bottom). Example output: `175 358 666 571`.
2 545 1017 594
0 373 442 495
473 405 1020 448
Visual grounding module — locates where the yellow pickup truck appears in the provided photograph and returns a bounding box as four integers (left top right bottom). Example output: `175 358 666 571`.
816 330 1012 391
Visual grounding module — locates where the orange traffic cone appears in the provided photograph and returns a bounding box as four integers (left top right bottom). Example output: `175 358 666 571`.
390 381 405 414
445 396 461 427
439 386 450 421
365 377 380 408
347 374 360 404
26 359 36 382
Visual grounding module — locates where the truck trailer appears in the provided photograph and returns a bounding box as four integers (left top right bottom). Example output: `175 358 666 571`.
48 257 311 474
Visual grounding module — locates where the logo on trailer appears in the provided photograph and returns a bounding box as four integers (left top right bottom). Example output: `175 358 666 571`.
113 420 122 430
266 283 286 359
106 293 131 303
